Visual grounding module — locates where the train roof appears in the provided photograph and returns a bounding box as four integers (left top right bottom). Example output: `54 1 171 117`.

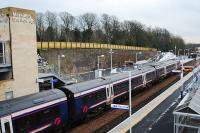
62 59 179 95
62 65 155 94
0 89 66 117
145 59 178 67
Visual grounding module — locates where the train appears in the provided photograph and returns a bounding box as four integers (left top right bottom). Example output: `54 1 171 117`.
0 59 191 133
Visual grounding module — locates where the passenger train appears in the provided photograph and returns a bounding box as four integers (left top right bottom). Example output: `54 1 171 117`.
0 59 189 133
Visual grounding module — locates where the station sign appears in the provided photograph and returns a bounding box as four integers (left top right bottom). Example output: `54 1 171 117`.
36 78 44 83
111 104 129 110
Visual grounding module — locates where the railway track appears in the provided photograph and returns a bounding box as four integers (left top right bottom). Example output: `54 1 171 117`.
68 75 179 133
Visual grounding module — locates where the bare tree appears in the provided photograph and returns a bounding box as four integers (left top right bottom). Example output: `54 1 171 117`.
45 11 58 41
78 13 98 42
45 11 57 27
110 16 121 44
36 13 45 41
101 14 112 43
79 13 98 30
59 12 74 41
35 11 186 50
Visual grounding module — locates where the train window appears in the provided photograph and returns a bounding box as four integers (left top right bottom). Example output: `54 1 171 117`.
88 95 94 105
96 92 101 101
83 94 96 106
96 90 106 101
120 81 128 89
14 116 30 132
82 96 89 105
5 122 11 133
113 84 122 95
134 76 142 86
146 72 155 80
132 77 138 86
14 106 60 132
39 107 60 123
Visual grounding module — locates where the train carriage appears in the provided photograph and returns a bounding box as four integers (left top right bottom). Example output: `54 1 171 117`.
0 89 68 133
60 79 109 122
164 60 179 74
156 66 165 78
59 64 159 121
146 60 179 78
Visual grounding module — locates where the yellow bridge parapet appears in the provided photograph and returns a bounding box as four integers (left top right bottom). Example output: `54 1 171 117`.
37 42 157 51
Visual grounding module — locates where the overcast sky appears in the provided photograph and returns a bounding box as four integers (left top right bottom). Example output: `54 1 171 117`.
1 0 200 43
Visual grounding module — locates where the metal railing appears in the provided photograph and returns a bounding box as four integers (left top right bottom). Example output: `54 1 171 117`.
37 42 157 51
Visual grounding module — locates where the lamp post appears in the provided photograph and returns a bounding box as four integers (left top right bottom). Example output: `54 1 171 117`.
184 49 187 56
188 48 190 58
109 49 114 73
175 45 177 55
128 71 132 133
180 63 183 99
58 54 65 77
135 52 142 63
122 70 132 133
97 55 105 70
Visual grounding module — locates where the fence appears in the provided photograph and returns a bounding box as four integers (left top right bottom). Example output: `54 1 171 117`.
37 42 157 51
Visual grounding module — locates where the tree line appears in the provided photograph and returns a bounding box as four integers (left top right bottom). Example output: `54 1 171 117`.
36 11 185 51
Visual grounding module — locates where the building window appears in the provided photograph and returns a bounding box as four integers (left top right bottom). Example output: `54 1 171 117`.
5 91 13 100
0 42 5 64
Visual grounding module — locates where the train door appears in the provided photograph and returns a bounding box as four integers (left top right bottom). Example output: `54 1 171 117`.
106 84 114 105
142 74 146 87
0 116 13 133
164 66 167 75
110 84 114 102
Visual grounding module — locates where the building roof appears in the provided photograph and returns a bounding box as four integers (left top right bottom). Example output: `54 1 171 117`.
174 88 200 115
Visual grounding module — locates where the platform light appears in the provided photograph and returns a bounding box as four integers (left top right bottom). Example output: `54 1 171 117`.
136 52 142 63
109 49 114 73
97 55 105 70
58 54 65 77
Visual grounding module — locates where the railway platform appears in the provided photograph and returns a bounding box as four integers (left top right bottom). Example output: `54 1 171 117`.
108 63 199 133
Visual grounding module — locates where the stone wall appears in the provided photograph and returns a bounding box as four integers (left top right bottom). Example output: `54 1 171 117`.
39 48 156 75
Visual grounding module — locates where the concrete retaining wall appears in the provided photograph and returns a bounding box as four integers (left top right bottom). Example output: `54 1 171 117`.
38 48 156 75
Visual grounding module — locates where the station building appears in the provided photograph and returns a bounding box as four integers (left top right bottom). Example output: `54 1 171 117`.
0 7 39 101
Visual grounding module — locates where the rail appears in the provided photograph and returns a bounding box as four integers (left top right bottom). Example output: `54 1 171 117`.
37 42 157 51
